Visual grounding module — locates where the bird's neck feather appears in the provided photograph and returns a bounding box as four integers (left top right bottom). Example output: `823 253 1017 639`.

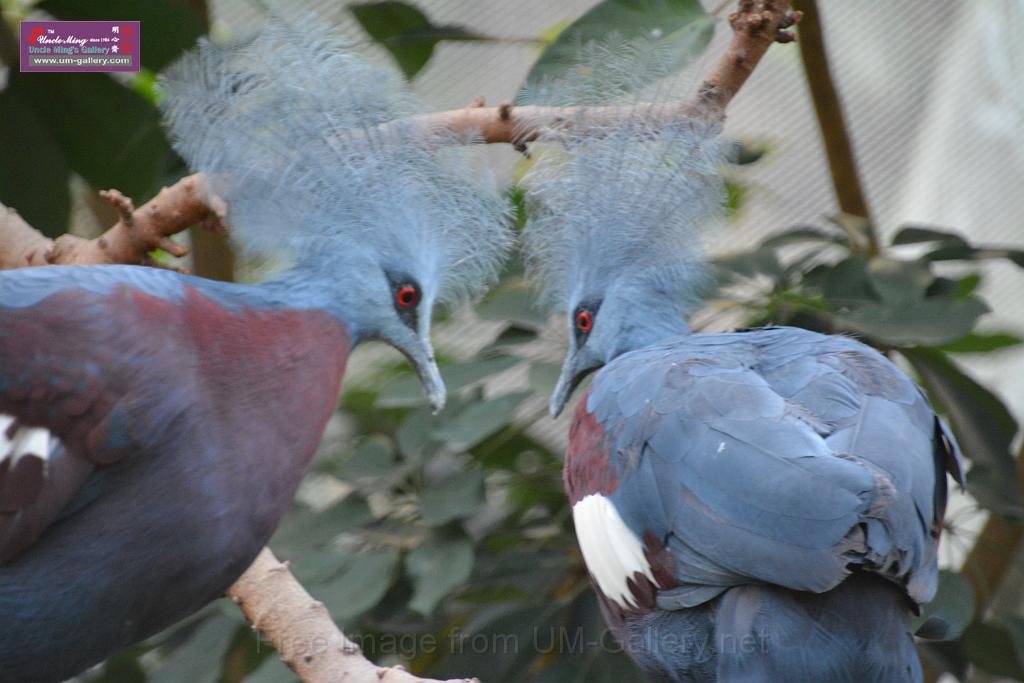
203 267 371 343
609 294 690 359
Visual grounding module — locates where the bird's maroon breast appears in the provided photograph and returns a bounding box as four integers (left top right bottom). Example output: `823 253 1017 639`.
564 389 618 505
142 285 352 468
1 283 351 468
563 390 678 622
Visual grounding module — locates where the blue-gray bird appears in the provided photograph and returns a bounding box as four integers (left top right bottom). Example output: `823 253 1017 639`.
0 23 508 682
521 44 963 682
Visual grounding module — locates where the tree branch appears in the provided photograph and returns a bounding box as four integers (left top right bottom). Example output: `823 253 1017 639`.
0 174 225 271
959 441 1024 616
698 0 801 114
792 0 879 253
0 205 53 268
417 1 802 143
49 174 226 268
229 549 476 683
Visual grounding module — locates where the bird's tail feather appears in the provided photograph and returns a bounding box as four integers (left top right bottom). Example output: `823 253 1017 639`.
713 574 923 683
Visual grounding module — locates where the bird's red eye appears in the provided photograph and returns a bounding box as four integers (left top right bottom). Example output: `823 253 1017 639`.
576 310 592 332
396 284 419 308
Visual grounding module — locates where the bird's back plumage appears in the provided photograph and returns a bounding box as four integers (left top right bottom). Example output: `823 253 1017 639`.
0 265 350 681
567 327 961 682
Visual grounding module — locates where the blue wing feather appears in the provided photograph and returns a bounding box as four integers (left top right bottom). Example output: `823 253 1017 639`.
588 326 951 607
0 263 186 309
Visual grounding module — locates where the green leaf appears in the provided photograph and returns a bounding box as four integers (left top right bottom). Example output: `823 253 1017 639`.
149 616 236 683
724 179 745 218
891 225 971 249
0 83 70 234
337 435 396 482
309 547 399 620
376 355 521 408
998 615 1024 674
538 19 572 46
963 620 1024 679
822 255 874 304
954 273 982 298
405 534 475 615
396 407 437 461
431 604 564 680
527 589 640 682
725 139 768 166
439 355 522 388
291 548 358 585
827 213 874 252
927 245 1024 266
5 71 172 201
244 656 298 683
938 332 1023 354
487 324 539 349
39 0 205 71
270 495 374 557
902 347 1021 512
434 392 529 451
351 1 488 79
418 470 484 525
912 570 974 640
528 362 563 395
129 69 161 106
892 226 1024 267
865 257 933 305
476 278 550 329
91 646 149 683
926 273 983 299
520 0 713 97
760 226 847 249
966 466 1024 519
714 249 785 282
833 296 988 346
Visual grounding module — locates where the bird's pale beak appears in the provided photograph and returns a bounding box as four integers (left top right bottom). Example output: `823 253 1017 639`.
420 356 446 414
550 352 586 419
412 339 446 414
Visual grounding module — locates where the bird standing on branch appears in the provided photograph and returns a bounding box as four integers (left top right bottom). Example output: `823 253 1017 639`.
521 42 962 682
0 24 508 683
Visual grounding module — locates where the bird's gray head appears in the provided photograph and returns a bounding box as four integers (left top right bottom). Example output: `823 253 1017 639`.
520 40 725 417
160 23 510 413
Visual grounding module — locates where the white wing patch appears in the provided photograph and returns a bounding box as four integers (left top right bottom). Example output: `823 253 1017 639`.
0 414 53 466
572 493 656 609
0 414 55 509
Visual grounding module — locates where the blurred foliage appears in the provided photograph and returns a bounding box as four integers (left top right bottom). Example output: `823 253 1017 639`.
0 0 202 234
3 0 1022 681
519 0 714 99
349 1 490 79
